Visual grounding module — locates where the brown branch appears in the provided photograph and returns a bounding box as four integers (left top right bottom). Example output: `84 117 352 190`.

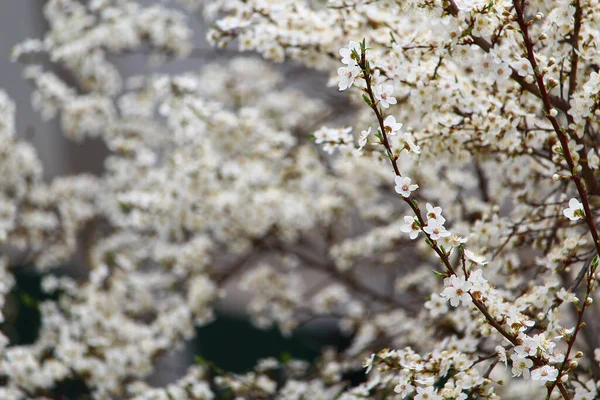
276 242 407 308
358 47 522 348
512 2 600 398
512 0 600 256
568 0 582 99
444 0 570 113
360 33 578 398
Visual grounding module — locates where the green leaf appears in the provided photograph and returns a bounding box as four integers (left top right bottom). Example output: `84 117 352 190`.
194 355 207 365
280 351 292 363
591 254 599 271
20 292 39 309
432 270 445 278
118 201 133 214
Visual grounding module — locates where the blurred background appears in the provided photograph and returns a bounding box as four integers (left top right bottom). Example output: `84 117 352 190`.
0 1 353 394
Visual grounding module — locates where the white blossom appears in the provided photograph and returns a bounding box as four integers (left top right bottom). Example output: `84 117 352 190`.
383 115 403 136
531 365 559 382
563 198 584 220
400 215 420 239
394 176 418 198
511 354 533 379
423 219 451 241
441 275 472 307
338 65 361 91
374 84 397 108
339 41 360 66
357 127 371 151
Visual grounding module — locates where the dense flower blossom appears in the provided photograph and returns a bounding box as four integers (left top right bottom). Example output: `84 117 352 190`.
2 0 600 398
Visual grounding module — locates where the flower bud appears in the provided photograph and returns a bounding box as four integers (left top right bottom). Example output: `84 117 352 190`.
574 351 583 359
547 78 559 89
549 109 558 117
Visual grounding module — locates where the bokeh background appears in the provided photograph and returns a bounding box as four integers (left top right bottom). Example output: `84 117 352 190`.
0 1 355 392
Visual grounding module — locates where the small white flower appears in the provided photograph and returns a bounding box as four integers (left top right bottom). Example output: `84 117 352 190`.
338 65 361 91
496 345 508 369
424 293 449 317
423 219 450 240
514 335 541 358
383 115 403 136
402 132 421 154
464 249 488 265
374 84 397 108
400 215 420 239
440 275 472 307
511 58 534 77
563 198 584 221
510 354 533 379
363 353 375 374
467 269 489 299
573 387 596 400
339 41 360 66
414 386 441 400
357 127 371 151
477 54 497 76
394 376 414 398
425 203 446 224
447 234 468 248
494 62 513 82
394 176 418 197
531 365 559 382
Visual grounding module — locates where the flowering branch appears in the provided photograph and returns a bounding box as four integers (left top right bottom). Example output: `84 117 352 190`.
353 38 576 399
512 0 600 258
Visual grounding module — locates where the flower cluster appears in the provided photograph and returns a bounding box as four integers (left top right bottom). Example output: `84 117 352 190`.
1 0 600 399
